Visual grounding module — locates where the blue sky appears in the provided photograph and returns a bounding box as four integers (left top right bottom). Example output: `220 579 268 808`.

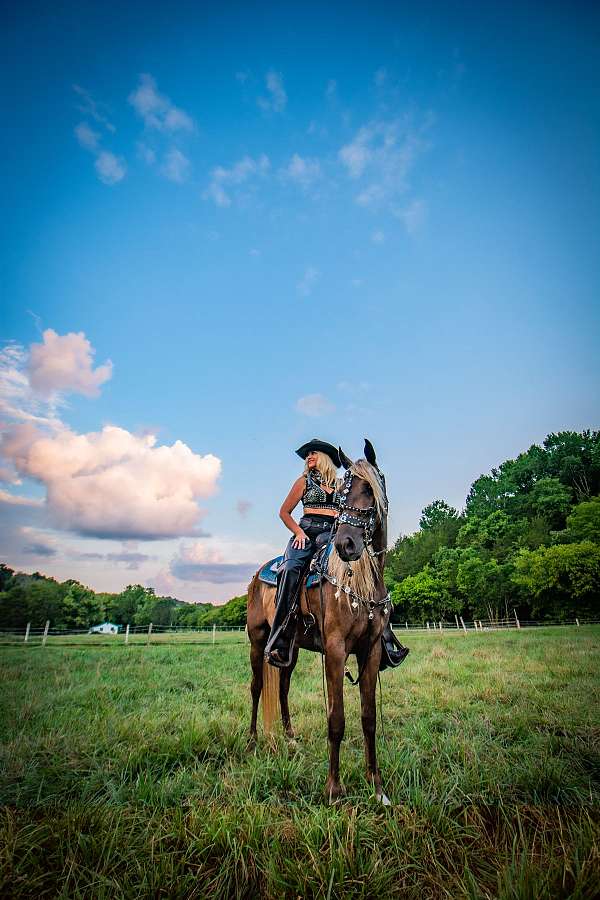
1 1 599 602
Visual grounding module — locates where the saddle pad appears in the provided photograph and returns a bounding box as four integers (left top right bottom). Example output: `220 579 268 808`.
258 543 332 589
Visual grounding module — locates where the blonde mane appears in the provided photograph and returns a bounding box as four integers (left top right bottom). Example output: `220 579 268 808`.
326 459 387 607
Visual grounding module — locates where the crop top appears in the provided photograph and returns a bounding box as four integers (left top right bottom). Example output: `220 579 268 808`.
302 471 340 512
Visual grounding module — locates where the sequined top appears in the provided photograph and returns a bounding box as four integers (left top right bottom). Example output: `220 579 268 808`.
302 471 340 512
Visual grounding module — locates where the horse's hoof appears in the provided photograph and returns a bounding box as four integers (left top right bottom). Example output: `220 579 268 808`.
376 791 392 806
325 781 346 804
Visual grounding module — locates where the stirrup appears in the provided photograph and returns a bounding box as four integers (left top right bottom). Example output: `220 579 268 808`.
265 645 294 668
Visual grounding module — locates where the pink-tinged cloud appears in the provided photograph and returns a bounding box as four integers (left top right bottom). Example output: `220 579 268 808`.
27 329 113 398
1 424 221 540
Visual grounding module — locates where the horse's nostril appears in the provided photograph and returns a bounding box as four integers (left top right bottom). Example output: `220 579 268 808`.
343 537 355 556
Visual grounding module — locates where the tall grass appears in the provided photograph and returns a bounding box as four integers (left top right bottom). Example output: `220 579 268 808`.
1 628 599 898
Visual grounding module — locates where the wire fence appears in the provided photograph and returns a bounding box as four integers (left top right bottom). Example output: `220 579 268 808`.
0 617 598 648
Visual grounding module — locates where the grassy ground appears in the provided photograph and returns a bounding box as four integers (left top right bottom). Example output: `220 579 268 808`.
1 627 599 898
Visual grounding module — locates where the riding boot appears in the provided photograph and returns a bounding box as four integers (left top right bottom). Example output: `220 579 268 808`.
379 621 410 671
264 564 304 668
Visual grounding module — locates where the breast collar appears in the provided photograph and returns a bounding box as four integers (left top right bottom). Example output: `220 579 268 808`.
302 470 340 511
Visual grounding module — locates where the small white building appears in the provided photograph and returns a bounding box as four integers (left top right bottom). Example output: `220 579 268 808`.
89 621 120 635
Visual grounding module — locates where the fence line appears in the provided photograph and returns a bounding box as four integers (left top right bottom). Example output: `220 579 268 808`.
0 617 598 647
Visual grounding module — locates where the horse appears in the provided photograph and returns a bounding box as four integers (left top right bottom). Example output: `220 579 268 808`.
246 439 392 803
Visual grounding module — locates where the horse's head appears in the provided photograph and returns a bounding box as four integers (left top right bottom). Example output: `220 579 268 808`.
334 439 388 562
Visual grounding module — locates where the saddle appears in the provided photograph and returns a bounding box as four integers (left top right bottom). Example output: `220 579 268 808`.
258 542 333 617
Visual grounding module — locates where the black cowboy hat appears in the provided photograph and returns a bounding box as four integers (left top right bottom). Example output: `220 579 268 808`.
295 438 341 468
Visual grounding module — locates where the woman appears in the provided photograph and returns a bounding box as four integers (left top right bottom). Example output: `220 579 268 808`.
264 438 341 667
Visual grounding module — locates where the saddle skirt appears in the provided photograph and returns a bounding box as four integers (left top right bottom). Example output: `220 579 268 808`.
258 542 333 590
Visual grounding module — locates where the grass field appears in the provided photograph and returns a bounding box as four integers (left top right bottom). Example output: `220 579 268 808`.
1 627 599 898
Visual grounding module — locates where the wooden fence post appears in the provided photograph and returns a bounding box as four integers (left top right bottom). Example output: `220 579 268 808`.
42 620 50 646
212 623 216 645
125 623 130 644
426 622 430 631
460 616 467 634
147 622 153 645
576 618 580 627
24 622 31 643
513 609 521 630
439 621 443 631
405 621 408 629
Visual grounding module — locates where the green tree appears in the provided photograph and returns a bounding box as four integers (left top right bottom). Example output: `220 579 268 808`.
513 542 600 620
391 568 457 622
62 581 104 629
419 500 459 531
563 496 600 544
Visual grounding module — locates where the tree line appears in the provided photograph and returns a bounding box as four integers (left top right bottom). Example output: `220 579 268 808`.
1 430 598 631
0 569 248 631
385 430 600 623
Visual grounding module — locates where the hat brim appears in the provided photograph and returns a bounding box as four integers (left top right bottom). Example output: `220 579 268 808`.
295 439 341 468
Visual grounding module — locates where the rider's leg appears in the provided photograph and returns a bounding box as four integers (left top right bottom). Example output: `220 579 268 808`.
264 537 313 667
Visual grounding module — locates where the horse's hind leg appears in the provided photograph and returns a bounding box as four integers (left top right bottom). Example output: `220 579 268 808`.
279 644 299 739
358 640 389 804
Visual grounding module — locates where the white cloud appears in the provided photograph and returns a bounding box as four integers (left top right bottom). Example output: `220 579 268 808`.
236 499 252 517
128 73 195 133
170 537 273 584
0 490 42 507
393 198 426 234
0 342 62 429
280 153 321 188
74 122 101 151
295 393 334 417
95 151 127 185
161 147 191 183
258 70 287 113
27 329 113 398
371 230 385 244
137 141 156 165
338 116 432 209
1 423 221 540
205 154 270 207
72 84 115 133
19 526 58 557
296 266 320 297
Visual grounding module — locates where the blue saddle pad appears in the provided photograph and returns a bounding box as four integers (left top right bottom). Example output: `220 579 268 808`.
258 544 332 589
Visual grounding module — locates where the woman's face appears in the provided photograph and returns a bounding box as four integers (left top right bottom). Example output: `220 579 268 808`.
306 452 318 469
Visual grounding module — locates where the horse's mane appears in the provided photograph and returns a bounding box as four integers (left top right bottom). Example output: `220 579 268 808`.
327 459 387 606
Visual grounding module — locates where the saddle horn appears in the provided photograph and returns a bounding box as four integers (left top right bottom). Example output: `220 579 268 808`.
364 438 377 467
338 446 353 470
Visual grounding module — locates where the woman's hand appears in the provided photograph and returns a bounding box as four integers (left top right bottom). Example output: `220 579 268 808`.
292 529 308 549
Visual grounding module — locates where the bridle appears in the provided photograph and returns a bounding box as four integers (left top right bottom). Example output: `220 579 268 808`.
331 466 389 559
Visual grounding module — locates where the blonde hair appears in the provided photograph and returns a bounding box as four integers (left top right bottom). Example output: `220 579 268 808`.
303 450 339 488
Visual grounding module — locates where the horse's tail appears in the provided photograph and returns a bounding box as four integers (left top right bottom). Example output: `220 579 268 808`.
262 660 280 734
247 572 280 733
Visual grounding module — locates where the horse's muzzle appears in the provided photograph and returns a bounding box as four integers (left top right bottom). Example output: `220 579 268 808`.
334 529 363 562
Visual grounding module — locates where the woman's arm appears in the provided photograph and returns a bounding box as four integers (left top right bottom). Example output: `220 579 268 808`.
279 476 308 549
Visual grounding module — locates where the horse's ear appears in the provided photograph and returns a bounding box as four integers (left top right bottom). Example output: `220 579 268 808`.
338 446 352 470
364 438 377 467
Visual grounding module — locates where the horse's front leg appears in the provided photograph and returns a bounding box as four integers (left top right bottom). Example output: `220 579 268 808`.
279 644 299 740
324 639 347 803
359 635 390 804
